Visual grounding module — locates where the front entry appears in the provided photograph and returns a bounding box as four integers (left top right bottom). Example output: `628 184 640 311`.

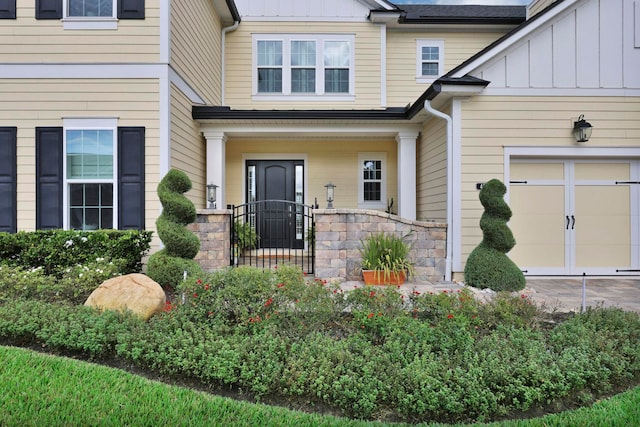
247 160 304 249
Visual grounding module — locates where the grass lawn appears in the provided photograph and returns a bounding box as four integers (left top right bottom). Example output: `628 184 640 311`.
2 345 639 427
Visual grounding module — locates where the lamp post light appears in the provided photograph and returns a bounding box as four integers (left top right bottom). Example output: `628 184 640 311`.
325 182 336 208
573 114 593 143
206 183 218 209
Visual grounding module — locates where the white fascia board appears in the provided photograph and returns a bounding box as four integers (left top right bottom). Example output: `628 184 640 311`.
356 0 396 11
438 84 487 97
0 63 166 79
449 0 579 78
200 123 421 138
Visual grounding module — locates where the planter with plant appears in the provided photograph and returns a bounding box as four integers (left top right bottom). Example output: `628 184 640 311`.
359 232 415 285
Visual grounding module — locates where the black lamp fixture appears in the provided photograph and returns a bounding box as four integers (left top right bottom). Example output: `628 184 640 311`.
573 114 593 143
206 183 218 209
325 182 336 208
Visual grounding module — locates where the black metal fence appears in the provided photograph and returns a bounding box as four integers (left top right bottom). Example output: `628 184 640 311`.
230 200 315 274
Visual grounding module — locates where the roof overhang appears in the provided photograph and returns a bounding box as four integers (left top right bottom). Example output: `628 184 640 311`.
211 0 241 25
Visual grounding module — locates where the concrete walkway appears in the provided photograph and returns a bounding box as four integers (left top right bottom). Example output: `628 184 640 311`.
340 277 640 313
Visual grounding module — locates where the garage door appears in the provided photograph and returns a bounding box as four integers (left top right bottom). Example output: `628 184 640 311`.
508 160 638 275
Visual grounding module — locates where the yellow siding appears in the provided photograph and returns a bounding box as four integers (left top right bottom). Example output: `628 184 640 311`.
224 22 383 109
224 138 398 209
170 0 223 104
417 115 448 222
459 95 640 266
0 78 161 233
170 84 206 208
527 0 557 18
1 0 160 63
386 30 505 106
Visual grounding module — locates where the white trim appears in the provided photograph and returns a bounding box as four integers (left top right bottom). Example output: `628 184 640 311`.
62 0 117 29
251 95 356 102
234 16 371 23
416 39 444 83
62 117 119 230
358 152 387 210
200 123 421 138
241 153 309 206
159 66 170 178
169 67 206 104
0 64 166 79
160 0 170 64
479 87 640 97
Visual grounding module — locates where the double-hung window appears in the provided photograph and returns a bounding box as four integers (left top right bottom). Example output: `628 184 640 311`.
358 153 386 209
254 34 354 99
416 40 444 83
64 118 117 230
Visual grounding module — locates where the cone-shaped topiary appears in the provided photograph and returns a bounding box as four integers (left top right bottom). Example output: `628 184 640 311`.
464 178 525 292
147 169 201 289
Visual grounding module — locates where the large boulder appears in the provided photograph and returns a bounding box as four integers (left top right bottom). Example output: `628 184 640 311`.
85 273 166 320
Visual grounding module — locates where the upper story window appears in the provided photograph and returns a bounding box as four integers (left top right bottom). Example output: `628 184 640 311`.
253 34 355 100
35 0 145 29
416 40 444 83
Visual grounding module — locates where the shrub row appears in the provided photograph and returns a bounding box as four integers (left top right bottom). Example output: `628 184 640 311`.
1 266 639 423
0 229 152 277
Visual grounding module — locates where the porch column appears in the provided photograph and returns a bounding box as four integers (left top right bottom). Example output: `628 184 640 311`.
396 131 418 220
203 131 227 209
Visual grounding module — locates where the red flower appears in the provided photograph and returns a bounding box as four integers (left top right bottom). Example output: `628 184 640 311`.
204 284 210 290
265 298 274 307
447 314 454 319
193 293 198 298
277 283 285 288
367 312 375 319
369 291 376 298
208 311 214 317
303 272 308 276
196 279 202 285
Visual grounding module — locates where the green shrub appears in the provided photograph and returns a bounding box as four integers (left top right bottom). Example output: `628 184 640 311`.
464 179 525 291
147 169 201 289
0 229 151 277
233 220 258 251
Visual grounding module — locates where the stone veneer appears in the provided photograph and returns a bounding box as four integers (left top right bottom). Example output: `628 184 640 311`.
314 209 447 283
190 208 447 283
187 209 231 271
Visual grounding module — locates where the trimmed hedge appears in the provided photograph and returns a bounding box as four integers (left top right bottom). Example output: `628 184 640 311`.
0 229 152 277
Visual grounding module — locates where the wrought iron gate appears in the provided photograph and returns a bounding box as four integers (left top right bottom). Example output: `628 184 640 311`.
230 200 315 274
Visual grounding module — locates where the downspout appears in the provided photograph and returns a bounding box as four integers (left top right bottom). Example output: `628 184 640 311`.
221 20 240 105
424 99 453 282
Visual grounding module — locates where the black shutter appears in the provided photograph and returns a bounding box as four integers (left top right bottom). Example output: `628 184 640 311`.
35 0 62 19
0 0 16 19
118 0 144 19
36 127 63 229
0 127 17 233
118 127 145 230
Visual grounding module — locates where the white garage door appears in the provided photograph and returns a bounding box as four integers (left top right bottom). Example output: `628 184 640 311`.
508 160 638 275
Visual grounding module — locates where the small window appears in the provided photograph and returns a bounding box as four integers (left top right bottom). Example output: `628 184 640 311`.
63 0 117 29
358 153 386 209
416 40 444 83
253 34 354 99
64 119 117 230
68 0 113 17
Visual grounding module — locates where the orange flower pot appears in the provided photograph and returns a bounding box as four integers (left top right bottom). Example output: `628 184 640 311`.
362 270 406 286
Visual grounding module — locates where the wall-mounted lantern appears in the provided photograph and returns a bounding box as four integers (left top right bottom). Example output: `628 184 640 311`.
573 114 593 143
325 182 336 208
206 183 218 209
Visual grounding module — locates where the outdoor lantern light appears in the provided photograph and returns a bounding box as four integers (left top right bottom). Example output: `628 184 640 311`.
325 182 336 208
573 114 593 143
206 183 218 209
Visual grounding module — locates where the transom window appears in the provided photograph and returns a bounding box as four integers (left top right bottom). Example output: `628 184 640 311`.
358 153 386 209
416 40 444 83
254 34 354 98
64 119 117 230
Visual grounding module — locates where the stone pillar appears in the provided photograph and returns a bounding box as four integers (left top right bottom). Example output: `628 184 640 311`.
188 210 231 271
203 131 227 209
396 131 418 220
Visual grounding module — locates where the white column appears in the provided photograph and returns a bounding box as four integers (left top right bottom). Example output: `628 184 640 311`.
396 131 418 220
203 131 227 209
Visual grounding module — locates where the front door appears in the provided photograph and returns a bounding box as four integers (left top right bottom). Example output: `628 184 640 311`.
247 160 304 249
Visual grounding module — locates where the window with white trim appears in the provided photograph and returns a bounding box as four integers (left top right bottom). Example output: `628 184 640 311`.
63 0 116 29
254 34 354 98
358 153 386 209
64 118 117 230
416 39 444 83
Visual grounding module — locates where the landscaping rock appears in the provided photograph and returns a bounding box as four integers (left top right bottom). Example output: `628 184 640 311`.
85 273 166 320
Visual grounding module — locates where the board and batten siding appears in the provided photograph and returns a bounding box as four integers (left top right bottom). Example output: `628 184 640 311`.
224 138 398 210
170 0 224 105
224 22 383 109
417 115 448 223
170 83 206 208
0 78 161 233
458 95 640 268
0 0 161 63
386 31 506 107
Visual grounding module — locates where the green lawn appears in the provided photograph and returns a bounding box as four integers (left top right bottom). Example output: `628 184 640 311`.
2 345 639 427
